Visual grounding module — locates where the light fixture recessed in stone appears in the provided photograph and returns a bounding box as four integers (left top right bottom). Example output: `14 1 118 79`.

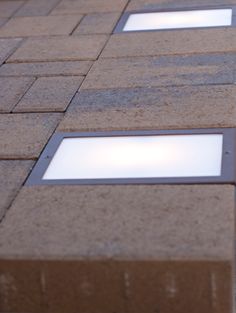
114 7 234 33
26 129 236 185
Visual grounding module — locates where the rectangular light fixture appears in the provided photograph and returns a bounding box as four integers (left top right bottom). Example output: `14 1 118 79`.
114 6 236 33
26 129 236 185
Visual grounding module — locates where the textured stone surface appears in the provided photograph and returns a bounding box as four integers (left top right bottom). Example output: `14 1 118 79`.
51 0 128 15
0 1 24 18
0 113 62 159
0 15 83 37
102 28 236 58
15 0 61 17
0 38 21 65
8 35 108 62
0 260 231 313
58 84 236 131
0 185 233 259
0 77 34 112
0 61 92 77
81 54 234 90
0 18 7 27
127 0 236 10
15 76 83 112
73 13 120 35
0 160 33 220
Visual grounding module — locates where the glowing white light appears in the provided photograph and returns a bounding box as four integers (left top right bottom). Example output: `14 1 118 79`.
42 134 223 180
123 9 232 31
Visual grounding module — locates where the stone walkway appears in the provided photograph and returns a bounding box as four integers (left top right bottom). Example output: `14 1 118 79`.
0 0 235 312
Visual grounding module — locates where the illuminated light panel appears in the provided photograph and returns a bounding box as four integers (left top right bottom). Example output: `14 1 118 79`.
42 134 223 180
123 9 232 31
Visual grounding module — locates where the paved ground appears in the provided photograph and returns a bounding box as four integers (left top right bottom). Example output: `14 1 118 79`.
0 0 235 312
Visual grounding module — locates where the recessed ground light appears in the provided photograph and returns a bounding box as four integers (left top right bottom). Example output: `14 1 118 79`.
26 129 236 185
114 7 234 33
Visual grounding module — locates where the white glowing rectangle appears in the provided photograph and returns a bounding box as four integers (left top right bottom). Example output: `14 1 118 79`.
123 9 232 31
42 134 223 180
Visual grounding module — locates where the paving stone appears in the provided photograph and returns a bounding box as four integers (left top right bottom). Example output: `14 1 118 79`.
0 185 233 260
0 160 33 220
0 77 34 112
127 0 236 10
0 18 7 27
0 61 92 77
58 84 236 131
102 28 236 58
0 38 22 65
81 54 234 90
8 35 108 62
0 113 62 159
0 15 83 37
0 260 43 313
0 1 24 18
0 260 232 313
73 13 120 35
122 261 231 313
51 0 128 15
15 76 84 112
15 0 61 17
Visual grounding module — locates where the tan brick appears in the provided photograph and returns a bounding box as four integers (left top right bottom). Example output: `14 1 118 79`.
73 13 120 35
0 260 232 313
0 113 62 159
127 0 236 10
8 35 108 62
123 262 232 313
0 38 22 65
0 77 34 112
15 0 61 17
0 1 24 18
58 84 236 132
44 262 125 313
0 15 83 37
0 160 33 220
102 28 236 59
15 76 83 112
51 0 128 15
0 61 92 77
0 260 43 313
81 54 234 90
0 185 233 260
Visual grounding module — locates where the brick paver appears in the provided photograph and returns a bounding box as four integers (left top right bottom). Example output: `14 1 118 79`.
102 28 236 59
15 0 61 17
0 185 233 259
51 0 128 15
8 35 108 62
0 113 62 159
0 61 92 77
0 15 83 37
0 260 232 313
0 1 24 18
15 76 83 112
0 76 35 112
73 13 120 35
58 84 236 131
0 160 33 220
0 18 7 27
81 54 234 90
0 38 22 65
